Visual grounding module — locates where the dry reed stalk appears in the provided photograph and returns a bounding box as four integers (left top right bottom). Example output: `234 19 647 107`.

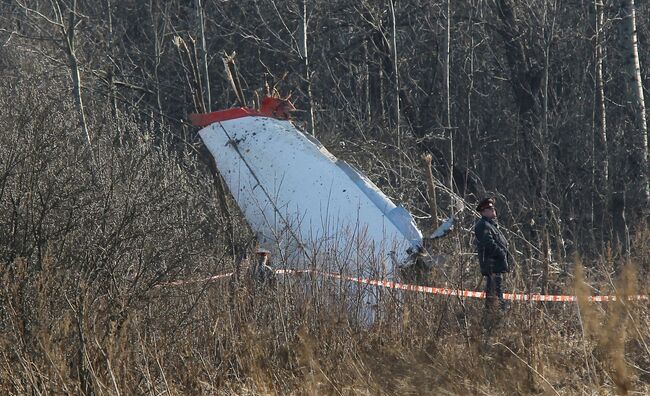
422 153 438 231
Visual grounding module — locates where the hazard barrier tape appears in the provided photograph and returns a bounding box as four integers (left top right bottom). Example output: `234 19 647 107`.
160 268 649 303
158 272 234 287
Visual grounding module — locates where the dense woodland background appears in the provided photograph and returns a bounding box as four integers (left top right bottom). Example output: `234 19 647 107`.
1 0 649 394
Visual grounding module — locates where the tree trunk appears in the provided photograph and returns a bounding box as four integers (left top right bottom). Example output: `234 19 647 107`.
595 0 609 185
68 46 91 149
619 0 649 210
368 25 390 125
364 38 371 121
197 0 211 112
389 0 401 182
443 0 453 193
55 0 96 176
592 0 609 244
302 0 316 136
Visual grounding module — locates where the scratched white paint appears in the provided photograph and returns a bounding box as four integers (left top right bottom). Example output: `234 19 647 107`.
199 116 422 278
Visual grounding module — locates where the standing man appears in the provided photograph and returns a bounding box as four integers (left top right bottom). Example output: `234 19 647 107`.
474 198 511 310
248 247 276 290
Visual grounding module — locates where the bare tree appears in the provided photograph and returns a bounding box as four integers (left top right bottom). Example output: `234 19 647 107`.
197 0 211 112
389 0 401 180
15 0 94 162
618 0 649 209
301 0 316 135
590 0 610 243
594 0 609 186
443 0 452 193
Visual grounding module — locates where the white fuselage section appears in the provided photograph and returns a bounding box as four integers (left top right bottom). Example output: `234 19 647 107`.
199 116 422 278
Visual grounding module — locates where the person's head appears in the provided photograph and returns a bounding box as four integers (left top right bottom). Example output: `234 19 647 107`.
476 197 497 219
256 247 271 264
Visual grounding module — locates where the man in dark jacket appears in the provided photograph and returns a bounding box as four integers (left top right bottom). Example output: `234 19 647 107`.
474 198 511 310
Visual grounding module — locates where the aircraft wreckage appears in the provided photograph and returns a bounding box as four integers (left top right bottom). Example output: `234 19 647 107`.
191 96 452 280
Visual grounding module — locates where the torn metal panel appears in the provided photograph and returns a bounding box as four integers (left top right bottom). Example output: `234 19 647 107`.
197 110 423 276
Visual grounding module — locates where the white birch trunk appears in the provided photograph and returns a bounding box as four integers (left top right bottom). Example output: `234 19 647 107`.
389 0 401 180
303 0 316 136
443 0 452 192
620 0 649 205
54 0 95 171
595 0 608 183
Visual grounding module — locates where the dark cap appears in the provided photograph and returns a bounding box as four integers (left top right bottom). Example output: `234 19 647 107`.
476 197 495 212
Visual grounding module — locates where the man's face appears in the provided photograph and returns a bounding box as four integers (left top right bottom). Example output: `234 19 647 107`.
481 207 497 219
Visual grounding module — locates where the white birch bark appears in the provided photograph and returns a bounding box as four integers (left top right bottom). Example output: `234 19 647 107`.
443 0 452 191
302 0 316 136
595 0 608 183
389 0 401 180
49 0 97 179
619 0 649 205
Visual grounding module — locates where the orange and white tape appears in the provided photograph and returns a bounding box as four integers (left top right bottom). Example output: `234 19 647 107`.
158 272 234 287
161 268 649 302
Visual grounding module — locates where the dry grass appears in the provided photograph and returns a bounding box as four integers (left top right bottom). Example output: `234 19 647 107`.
1 241 648 395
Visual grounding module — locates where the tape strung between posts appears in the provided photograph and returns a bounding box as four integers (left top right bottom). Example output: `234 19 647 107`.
160 268 649 303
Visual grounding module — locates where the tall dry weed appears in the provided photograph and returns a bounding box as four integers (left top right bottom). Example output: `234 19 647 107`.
574 257 649 395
